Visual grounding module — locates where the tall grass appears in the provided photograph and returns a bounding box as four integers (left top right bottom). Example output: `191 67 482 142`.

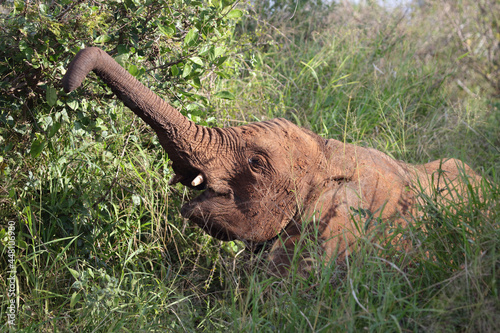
1 1 499 332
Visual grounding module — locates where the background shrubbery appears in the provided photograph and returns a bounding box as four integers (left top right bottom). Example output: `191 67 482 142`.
0 0 498 331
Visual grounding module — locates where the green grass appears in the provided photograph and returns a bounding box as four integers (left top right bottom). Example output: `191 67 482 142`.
1 1 499 332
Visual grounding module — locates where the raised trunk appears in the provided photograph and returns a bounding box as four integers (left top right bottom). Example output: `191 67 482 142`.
62 47 219 186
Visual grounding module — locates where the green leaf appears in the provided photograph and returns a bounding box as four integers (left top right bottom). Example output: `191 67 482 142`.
198 45 211 56
184 28 199 46
128 64 139 76
171 64 179 76
46 86 57 106
216 71 230 79
48 122 62 138
227 9 243 18
215 56 228 66
191 77 201 89
214 46 225 58
94 34 111 44
114 53 129 66
19 41 34 60
30 138 46 158
39 3 48 14
214 90 235 100
17 239 27 249
189 56 204 66
158 24 175 37
67 100 78 110
68 267 80 279
14 1 24 11
70 292 81 308
117 44 129 55
182 63 192 78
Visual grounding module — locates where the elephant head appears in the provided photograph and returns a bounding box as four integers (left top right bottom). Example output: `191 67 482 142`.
63 48 482 273
62 47 336 246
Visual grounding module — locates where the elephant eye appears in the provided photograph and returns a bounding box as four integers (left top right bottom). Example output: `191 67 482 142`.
248 156 264 171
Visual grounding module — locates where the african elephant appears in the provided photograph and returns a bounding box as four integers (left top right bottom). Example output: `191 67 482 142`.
62 47 482 275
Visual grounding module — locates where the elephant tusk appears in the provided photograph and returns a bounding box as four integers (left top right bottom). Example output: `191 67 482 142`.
191 174 204 187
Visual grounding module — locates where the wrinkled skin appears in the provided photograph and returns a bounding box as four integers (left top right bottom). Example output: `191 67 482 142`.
63 48 482 275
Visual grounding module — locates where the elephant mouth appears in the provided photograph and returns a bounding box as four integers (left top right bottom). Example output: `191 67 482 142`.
189 186 234 206
180 186 236 241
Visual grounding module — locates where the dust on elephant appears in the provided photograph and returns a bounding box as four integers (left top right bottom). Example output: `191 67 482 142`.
62 47 482 275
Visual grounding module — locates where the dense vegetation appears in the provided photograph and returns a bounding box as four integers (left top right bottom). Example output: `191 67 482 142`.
1 0 498 331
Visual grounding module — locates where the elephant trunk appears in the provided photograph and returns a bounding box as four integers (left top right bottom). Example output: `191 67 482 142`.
62 47 220 187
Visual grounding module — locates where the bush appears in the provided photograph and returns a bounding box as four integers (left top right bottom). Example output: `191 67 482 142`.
0 0 246 330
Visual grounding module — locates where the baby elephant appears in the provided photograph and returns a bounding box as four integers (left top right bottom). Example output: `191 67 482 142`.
63 48 482 275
